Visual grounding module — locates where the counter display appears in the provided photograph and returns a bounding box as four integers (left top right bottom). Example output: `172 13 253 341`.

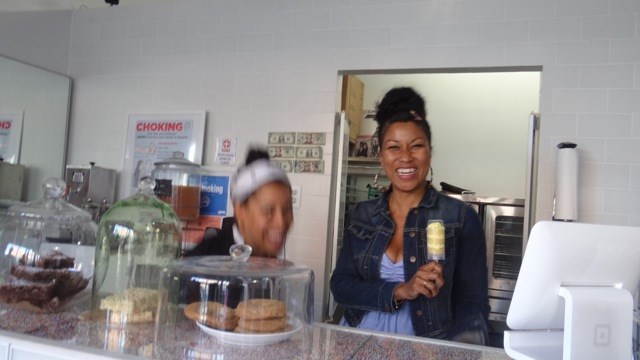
0 303 509 359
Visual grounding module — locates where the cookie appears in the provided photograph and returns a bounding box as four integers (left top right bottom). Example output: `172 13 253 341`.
234 299 286 320
236 317 286 333
184 301 237 330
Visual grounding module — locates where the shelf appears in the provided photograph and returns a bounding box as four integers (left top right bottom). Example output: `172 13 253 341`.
345 157 380 177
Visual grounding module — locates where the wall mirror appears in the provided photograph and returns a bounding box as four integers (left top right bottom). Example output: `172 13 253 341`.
0 54 71 202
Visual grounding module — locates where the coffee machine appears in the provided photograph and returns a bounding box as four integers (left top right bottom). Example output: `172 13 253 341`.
65 162 117 222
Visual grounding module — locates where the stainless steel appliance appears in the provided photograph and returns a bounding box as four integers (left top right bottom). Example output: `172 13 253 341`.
444 191 524 346
65 163 117 222
484 201 524 324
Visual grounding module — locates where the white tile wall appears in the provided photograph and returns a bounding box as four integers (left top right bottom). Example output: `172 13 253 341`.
3 0 634 321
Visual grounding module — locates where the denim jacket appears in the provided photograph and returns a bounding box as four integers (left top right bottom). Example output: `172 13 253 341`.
330 185 490 342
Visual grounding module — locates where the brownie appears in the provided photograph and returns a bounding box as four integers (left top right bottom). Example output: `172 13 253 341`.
2 250 87 311
34 250 75 269
41 297 61 312
18 250 39 267
11 265 71 283
10 265 88 300
0 277 57 303
54 271 89 299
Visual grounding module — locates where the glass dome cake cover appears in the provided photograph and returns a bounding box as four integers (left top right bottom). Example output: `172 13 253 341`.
0 178 97 312
155 251 314 355
91 177 182 326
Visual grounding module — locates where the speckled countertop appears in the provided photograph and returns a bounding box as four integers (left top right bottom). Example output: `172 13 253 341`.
0 304 510 359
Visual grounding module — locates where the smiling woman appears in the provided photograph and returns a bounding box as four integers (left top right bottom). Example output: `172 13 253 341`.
330 87 490 345
185 148 294 259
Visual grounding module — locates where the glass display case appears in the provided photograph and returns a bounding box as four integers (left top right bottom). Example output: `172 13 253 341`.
91 177 182 325
0 178 97 312
154 251 314 356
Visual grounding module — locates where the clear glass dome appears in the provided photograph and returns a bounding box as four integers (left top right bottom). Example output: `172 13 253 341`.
0 178 97 312
154 249 314 357
92 177 182 326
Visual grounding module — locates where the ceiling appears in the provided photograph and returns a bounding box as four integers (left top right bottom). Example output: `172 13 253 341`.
0 0 164 12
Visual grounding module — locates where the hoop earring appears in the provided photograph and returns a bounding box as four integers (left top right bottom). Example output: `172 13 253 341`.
428 166 434 185
373 172 389 192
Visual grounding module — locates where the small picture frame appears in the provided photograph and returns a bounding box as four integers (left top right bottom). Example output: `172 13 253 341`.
354 135 372 158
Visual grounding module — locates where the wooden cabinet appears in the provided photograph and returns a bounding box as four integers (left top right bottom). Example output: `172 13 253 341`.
341 75 364 143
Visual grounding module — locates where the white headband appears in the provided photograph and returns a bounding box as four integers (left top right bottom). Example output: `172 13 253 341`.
230 159 291 203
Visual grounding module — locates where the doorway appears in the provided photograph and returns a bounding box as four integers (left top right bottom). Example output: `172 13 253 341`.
324 66 542 347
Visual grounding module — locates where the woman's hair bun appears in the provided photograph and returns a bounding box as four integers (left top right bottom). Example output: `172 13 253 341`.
245 147 271 166
375 87 426 125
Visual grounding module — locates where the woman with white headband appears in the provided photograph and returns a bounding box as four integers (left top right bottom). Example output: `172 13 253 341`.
187 148 293 258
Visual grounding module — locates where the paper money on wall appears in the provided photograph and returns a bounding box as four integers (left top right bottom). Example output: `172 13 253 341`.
295 146 322 159
294 160 324 173
268 132 296 144
272 159 293 173
296 132 325 145
268 145 295 159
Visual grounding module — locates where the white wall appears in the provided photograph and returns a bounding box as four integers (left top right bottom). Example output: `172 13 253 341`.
3 0 633 321
356 72 541 199
0 11 72 75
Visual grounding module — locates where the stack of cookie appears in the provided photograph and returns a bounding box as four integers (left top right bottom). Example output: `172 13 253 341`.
234 299 287 334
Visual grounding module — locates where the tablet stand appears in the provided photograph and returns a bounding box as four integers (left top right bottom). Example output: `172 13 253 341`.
504 286 633 360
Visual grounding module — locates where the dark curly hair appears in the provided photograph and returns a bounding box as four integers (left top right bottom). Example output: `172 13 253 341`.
374 87 432 147
245 147 271 165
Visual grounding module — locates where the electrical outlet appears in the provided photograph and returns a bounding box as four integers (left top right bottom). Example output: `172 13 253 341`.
292 185 301 209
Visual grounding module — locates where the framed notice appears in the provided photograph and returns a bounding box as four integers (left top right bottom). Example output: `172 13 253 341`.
123 112 206 196
0 112 24 164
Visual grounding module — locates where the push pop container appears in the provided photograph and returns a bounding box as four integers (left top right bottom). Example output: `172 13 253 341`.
91 177 182 326
0 178 97 312
152 151 202 221
154 246 314 357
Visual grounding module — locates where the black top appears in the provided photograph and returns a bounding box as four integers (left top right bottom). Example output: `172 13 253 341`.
185 217 236 256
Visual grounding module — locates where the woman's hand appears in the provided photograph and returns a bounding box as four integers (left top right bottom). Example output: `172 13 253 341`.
393 261 444 300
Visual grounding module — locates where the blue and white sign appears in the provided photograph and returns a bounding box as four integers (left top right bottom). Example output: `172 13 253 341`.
200 175 229 216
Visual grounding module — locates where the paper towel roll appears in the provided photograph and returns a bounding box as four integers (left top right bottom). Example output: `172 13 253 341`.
554 142 578 221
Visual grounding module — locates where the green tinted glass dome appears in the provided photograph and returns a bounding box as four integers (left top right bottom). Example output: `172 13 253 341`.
92 177 182 326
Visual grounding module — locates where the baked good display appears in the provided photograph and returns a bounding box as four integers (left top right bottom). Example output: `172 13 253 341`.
99 287 159 324
157 256 313 349
0 250 89 311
